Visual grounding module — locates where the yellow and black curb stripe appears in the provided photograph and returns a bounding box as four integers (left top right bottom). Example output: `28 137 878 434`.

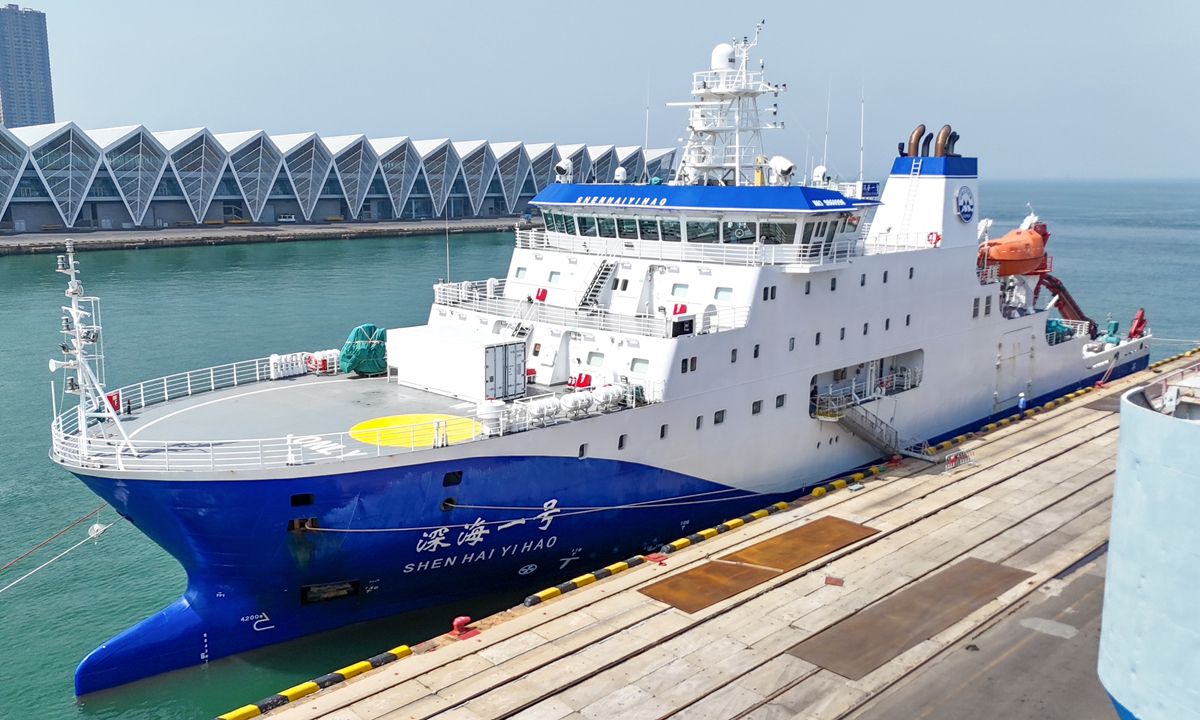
809 464 888 498
523 554 648 607
660 501 791 554
216 644 412 720
1149 346 1199 370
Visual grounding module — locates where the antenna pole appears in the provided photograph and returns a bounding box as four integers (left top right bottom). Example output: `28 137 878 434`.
859 78 864 181
444 208 450 282
645 78 650 150
822 75 831 169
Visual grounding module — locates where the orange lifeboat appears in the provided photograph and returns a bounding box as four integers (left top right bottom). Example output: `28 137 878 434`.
978 222 1050 276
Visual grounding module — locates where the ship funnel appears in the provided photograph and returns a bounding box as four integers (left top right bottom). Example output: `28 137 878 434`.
905 124 925 157
710 43 735 70
554 158 574 183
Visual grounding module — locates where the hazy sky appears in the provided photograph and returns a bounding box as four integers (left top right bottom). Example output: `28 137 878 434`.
33 0 1200 180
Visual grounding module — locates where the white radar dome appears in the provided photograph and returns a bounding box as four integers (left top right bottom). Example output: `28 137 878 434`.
614 166 627 183
812 165 831 183
710 43 735 70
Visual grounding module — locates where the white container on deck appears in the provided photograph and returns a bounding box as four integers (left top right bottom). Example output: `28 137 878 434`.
387 325 527 401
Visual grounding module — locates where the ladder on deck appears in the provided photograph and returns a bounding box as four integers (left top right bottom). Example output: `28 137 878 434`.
837 402 936 462
898 158 923 234
579 260 617 308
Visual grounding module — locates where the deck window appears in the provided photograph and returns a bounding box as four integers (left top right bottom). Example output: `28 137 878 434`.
671 283 688 297
714 287 733 301
638 218 660 240
617 217 639 240
578 216 598 236
973 297 980 318
760 221 796 244
985 295 992 316
630 357 649 373
660 219 682 242
723 220 756 244
597 217 617 238
548 271 560 283
586 351 604 366
686 220 718 243
515 267 526 278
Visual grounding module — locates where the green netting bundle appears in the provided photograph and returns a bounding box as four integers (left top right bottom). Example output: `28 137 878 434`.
339 324 387 375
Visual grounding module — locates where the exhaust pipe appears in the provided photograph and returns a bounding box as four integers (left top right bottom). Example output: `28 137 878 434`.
934 125 952 157
920 132 934 157
946 131 960 156
906 124 925 157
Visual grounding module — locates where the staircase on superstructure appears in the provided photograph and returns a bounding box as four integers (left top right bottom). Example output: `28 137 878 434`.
579 260 617 308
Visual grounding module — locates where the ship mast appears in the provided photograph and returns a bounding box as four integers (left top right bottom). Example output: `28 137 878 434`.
671 23 785 187
50 240 131 462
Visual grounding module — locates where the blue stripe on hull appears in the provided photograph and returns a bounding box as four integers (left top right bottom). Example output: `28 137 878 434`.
71 355 1149 694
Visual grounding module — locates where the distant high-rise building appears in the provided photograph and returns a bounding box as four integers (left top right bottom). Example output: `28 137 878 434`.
0 4 53 128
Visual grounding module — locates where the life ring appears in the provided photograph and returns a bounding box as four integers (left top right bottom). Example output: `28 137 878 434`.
305 354 318 371
926 232 942 246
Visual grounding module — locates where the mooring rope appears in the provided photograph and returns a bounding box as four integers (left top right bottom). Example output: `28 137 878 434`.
0 521 116 596
0 502 108 574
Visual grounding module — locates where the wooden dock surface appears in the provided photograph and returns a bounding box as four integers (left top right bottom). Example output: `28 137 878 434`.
242 356 1188 720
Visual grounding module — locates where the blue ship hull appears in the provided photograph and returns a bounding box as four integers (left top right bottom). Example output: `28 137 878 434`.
70 357 1147 695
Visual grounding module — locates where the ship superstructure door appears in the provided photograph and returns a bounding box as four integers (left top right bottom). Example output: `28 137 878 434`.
996 328 1033 407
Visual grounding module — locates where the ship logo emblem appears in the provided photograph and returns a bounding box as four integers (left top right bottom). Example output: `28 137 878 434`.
956 186 975 222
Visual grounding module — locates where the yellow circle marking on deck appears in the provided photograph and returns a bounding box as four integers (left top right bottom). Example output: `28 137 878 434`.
349 414 483 448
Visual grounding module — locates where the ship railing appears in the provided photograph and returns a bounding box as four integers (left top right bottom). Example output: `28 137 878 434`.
814 369 923 419
433 281 750 338
1046 319 1092 346
690 69 770 94
102 357 276 414
48 379 668 473
517 229 936 267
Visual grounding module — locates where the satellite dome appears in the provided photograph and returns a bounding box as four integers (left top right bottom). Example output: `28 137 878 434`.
710 43 735 71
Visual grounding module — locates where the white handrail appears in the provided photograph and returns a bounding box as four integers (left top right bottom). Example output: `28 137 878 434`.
49 379 666 473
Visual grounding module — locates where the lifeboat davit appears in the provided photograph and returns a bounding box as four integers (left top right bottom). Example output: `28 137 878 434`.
978 221 1050 276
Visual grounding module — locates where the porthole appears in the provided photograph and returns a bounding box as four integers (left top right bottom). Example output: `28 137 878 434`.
840 327 846 340
909 267 914 279
578 443 588 459
660 424 668 438
753 344 760 358
831 277 837 291
695 415 703 430
752 400 762 414
906 314 911 326
805 281 811 295
770 286 777 300
815 332 821 346
714 410 725 424
860 273 866 287
789 337 795 351
883 270 888 283
863 323 869 335
617 434 626 450
885 318 891 331
731 348 738 363
776 394 786 408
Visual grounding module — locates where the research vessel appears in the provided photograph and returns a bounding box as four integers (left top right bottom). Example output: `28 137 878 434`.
49 28 1151 693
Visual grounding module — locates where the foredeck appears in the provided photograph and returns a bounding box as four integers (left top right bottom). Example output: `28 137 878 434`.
51 357 660 474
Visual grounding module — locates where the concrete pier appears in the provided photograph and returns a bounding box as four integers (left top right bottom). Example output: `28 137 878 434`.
0 217 538 256
217 350 1199 720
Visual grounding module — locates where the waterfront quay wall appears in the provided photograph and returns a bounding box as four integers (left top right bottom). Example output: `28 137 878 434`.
0 217 541 256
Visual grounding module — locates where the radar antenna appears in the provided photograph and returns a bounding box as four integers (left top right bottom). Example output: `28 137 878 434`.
670 22 785 187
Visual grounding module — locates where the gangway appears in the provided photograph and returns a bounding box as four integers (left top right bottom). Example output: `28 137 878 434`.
836 402 936 461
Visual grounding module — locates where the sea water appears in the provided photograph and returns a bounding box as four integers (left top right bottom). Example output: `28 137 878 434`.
0 181 1196 719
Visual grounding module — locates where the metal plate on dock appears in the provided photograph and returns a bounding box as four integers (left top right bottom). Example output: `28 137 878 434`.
639 516 878 614
1084 395 1123 413
788 557 1034 680
720 516 879 572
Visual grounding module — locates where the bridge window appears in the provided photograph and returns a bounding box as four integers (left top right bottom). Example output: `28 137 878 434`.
661 219 682 242
714 287 732 301
578 216 597 236
562 214 576 234
723 220 756 244
617 217 639 240
801 222 815 244
598 218 617 238
639 218 660 240
760 221 797 244
686 220 718 243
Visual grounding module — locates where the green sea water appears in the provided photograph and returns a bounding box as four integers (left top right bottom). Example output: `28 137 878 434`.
0 181 1197 719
